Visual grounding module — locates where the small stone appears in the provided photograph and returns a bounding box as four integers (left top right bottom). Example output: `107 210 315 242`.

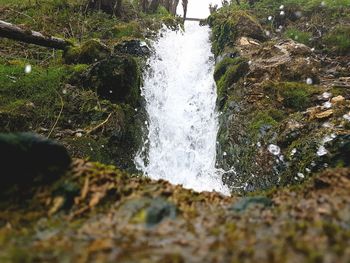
343 113 350 121
297 173 305 179
322 92 332 99
317 145 328 156
322 101 332 109
322 135 335 144
146 198 177 226
290 148 297 156
230 196 272 212
268 144 281 156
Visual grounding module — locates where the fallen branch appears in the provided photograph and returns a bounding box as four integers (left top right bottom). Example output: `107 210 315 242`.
0 20 72 50
86 112 113 135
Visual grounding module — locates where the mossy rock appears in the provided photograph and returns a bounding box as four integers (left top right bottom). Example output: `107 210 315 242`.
214 56 247 81
114 39 151 57
0 133 71 194
216 57 249 98
83 55 140 105
208 9 266 56
119 197 177 227
249 110 284 138
64 39 110 64
230 196 272 212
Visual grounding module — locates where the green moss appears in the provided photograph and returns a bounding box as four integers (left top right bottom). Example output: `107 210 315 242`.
208 9 265 56
8 247 34 263
64 39 110 64
112 21 143 39
265 82 319 111
155 5 170 15
63 136 112 163
284 28 312 45
249 111 279 135
216 59 249 98
0 61 68 126
323 26 350 55
85 55 141 105
214 56 243 81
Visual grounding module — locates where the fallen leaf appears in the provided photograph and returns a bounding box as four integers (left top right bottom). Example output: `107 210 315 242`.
316 109 333 119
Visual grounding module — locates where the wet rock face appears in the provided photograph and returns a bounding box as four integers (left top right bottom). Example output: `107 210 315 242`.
238 37 321 83
83 55 140 105
208 9 266 56
210 9 350 194
0 133 71 193
114 40 151 57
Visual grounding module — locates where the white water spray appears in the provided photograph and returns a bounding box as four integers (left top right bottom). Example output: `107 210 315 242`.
135 22 229 195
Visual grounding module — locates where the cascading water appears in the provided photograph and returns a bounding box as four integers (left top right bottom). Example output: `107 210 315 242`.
135 22 229 195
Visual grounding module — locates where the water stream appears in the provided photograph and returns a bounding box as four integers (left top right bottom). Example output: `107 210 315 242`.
135 22 229 195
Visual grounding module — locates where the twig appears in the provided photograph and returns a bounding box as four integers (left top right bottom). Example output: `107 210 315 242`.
48 89 64 138
86 112 113 135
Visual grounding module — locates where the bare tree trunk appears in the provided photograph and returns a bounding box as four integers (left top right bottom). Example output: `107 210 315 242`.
141 0 147 12
0 20 71 50
113 0 123 16
182 0 188 19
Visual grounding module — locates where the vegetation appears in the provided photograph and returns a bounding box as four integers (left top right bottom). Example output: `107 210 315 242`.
284 27 312 45
0 0 349 261
0 0 179 168
210 0 350 194
265 82 319 111
324 25 350 55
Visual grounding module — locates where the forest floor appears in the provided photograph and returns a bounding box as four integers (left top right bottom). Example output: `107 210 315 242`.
1 161 349 262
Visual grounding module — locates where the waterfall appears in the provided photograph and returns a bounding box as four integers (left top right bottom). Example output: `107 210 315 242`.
135 22 229 195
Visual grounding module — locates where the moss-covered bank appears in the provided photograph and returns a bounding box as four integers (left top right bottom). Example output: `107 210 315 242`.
209 1 350 193
1 160 350 262
0 0 181 171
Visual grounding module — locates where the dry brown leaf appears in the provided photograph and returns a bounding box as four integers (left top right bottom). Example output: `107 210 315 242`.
88 239 114 253
316 109 333 119
331 95 345 104
89 192 105 208
81 177 90 200
48 196 65 216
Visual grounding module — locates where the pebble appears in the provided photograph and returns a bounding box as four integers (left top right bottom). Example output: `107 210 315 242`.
268 144 281 156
